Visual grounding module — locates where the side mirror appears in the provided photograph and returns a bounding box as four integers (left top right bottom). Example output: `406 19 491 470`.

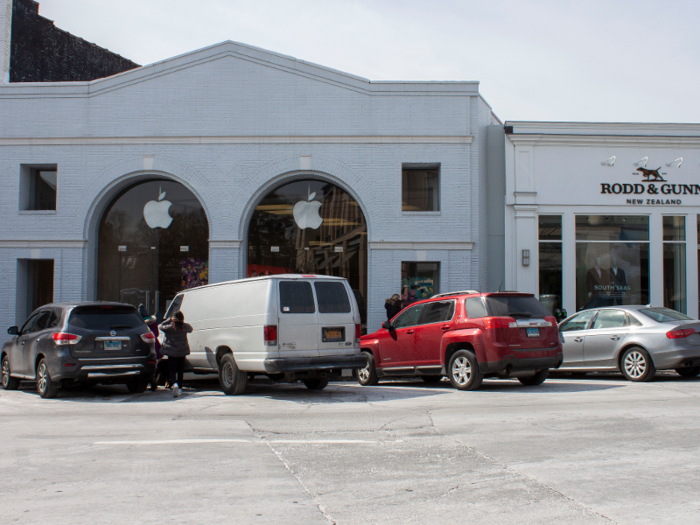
7 326 19 335
382 321 393 331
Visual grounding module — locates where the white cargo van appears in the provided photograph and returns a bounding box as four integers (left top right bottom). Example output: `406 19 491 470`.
161 274 367 394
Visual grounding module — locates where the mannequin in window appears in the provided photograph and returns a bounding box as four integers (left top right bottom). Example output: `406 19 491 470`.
609 256 627 304
586 257 609 298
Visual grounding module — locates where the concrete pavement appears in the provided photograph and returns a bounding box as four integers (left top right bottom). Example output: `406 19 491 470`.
1 374 698 524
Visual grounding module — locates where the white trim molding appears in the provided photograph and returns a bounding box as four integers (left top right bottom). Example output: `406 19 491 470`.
368 241 474 250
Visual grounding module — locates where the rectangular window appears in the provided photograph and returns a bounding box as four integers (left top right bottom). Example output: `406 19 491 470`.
20 165 57 211
314 281 351 313
663 216 686 313
401 164 440 211
17 259 54 321
279 281 316 313
575 216 649 311
401 262 439 304
538 215 562 314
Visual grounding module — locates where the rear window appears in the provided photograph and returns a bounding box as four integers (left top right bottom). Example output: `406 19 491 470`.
279 281 316 313
68 306 144 330
484 295 550 318
314 282 351 313
638 307 693 323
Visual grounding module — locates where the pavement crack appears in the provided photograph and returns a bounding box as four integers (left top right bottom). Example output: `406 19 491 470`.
265 441 336 525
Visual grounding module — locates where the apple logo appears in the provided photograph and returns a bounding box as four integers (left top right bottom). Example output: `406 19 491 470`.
293 188 323 230
143 187 174 229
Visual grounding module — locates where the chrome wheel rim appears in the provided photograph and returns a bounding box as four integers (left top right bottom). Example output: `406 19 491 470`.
222 362 233 388
451 356 472 386
358 364 370 383
624 350 646 379
37 362 48 393
2 358 9 387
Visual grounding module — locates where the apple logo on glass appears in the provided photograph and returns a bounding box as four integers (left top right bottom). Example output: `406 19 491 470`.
143 187 173 229
293 188 323 230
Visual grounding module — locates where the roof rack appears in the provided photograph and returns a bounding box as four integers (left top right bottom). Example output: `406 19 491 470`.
433 290 480 298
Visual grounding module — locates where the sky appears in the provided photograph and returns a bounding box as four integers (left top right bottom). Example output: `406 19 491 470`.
35 0 700 123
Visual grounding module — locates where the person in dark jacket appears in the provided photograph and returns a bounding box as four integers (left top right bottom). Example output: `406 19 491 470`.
385 294 402 321
139 304 163 391
159 311 193 398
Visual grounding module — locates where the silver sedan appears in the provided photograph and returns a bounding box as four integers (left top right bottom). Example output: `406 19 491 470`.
557 306 700 381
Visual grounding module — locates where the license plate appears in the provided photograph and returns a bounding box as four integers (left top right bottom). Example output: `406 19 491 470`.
526 328 540 338
104 340 122 350
322 327 345 342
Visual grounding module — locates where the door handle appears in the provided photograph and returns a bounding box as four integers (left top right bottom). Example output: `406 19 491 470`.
407 330 415 334
21 340 26 345
610 335 620 341
574 337 583 342
441 325 450 331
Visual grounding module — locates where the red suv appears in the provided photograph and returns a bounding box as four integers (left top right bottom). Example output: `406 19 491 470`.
357 291 563 390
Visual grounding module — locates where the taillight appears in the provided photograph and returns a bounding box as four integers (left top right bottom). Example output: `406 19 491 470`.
666 328 695 339
483 317 516 329
141 332 156 343
355 324 362 341
264 325 278 346
52 333 82 345
545 316 557 327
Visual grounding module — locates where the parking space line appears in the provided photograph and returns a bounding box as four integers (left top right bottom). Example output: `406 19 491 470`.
94 438 253 445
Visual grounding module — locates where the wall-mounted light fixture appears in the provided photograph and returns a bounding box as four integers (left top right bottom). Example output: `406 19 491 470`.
666 157 683 168
522 249 530 266
601 156 616 166
634 157 649 168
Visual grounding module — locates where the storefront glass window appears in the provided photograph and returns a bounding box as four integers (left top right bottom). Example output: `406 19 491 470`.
663 216 686 313
98 180 209 315
575 216 649 311
538 215 562 314
248 179 367 324
401 262 439 306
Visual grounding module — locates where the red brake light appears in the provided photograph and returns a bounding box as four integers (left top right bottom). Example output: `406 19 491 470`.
355 324 362 341
264 325 278 346
666 328 695 339
52 332 82 345
141 332 156 342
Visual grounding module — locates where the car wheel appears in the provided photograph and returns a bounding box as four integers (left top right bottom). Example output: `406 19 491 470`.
127 376 149 393
2 355 20 390
218 353 247 395
356 351 379 386
620 347 656 382
36 358 59 399
675 366 700 378
421 375 443 383
519 369 549 386
303 378 329 390
448 350 483 391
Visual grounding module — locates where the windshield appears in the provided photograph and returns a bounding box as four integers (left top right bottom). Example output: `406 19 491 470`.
638 307 693 323
484 295 550 318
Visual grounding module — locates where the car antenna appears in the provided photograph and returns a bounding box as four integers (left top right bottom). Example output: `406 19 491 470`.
498 281 503 292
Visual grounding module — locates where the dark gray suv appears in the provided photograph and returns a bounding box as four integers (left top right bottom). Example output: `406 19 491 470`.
1 302 156 398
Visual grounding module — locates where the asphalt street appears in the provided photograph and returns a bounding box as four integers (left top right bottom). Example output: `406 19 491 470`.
1 373 699 524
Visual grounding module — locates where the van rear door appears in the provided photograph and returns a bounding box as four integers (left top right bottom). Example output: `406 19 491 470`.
277 280 319 358
313 280 358 357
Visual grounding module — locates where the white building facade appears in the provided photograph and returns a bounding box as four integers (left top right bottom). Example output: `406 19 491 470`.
505 121 700 318
0 38 504 336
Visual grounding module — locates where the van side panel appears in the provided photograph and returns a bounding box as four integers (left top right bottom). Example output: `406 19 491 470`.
182 280 278 370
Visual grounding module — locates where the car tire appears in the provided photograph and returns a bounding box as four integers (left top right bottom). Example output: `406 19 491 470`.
448 350 483 391
127 376 149 393
2 355 20 390
36 358 59 399
675 366 700 378
421 375 443 383
356 351 379 386
303 378 329 390
518 369 549 386
620 347 656 382
219 353 247 395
